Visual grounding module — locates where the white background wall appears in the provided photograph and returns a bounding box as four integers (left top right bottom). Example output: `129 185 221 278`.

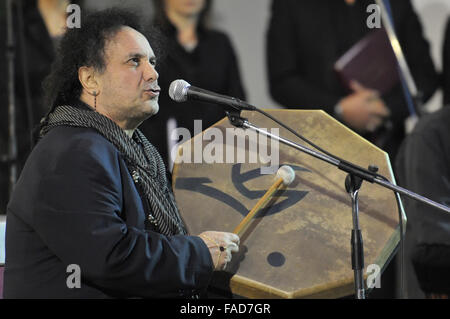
89 0 450 111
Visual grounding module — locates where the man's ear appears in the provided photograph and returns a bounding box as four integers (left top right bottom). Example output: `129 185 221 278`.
78 66 100 94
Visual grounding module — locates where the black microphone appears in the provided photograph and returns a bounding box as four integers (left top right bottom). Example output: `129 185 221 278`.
168 79 256 111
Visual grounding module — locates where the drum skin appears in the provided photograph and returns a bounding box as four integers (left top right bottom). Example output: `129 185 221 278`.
172 109 405 298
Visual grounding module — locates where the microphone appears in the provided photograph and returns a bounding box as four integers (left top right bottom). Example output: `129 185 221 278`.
169 79 256 111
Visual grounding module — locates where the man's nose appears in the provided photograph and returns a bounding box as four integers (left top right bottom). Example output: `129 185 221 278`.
144 61 159 82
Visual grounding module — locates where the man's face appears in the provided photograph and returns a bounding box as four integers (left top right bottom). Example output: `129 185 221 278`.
97 26 160 129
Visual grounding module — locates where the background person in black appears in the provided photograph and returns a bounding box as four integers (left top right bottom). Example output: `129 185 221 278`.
395 15 450 299
395 107 450 299
266 0 439 163
0 0 83 214
139 0 246 169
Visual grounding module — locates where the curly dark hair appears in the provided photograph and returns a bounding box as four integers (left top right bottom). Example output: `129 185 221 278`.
36 7 165 143
42 7 155 111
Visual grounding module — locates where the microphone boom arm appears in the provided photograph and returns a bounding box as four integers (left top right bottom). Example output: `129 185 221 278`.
226 112 450 215
227 111 449 299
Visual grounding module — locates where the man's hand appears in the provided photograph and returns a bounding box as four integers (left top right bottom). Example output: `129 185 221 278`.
198 231 240 271
338 81 390 132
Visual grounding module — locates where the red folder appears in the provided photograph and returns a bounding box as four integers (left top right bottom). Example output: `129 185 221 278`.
334 28 399 94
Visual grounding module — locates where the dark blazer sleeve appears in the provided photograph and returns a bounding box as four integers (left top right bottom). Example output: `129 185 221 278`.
266 0 341 111
29 132 213 297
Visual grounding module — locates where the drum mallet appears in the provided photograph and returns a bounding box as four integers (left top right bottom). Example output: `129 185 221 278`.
233 165 295 236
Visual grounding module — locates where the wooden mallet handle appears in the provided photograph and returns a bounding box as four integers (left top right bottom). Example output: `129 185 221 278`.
233 166 295 236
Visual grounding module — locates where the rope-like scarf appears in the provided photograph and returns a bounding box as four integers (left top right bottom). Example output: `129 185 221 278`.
40 104 188 236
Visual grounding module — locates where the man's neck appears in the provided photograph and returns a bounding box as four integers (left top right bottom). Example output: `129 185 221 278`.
79 94 137 137
79 94 96 111
123 129 135 139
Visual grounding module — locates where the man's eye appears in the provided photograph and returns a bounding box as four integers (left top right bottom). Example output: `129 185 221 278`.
129 58 140 65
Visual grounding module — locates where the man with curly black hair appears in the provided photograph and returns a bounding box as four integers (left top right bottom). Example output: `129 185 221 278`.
3 8 239 298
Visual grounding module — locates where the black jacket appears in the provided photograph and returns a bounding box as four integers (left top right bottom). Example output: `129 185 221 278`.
396 107 450 295
4 123 213 298
267 0 439 160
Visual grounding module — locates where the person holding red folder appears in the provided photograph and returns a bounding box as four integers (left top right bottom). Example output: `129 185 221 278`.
266 0 439 162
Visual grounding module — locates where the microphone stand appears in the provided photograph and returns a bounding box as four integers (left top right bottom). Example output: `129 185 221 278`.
0 0 18 205
225 111 450 299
